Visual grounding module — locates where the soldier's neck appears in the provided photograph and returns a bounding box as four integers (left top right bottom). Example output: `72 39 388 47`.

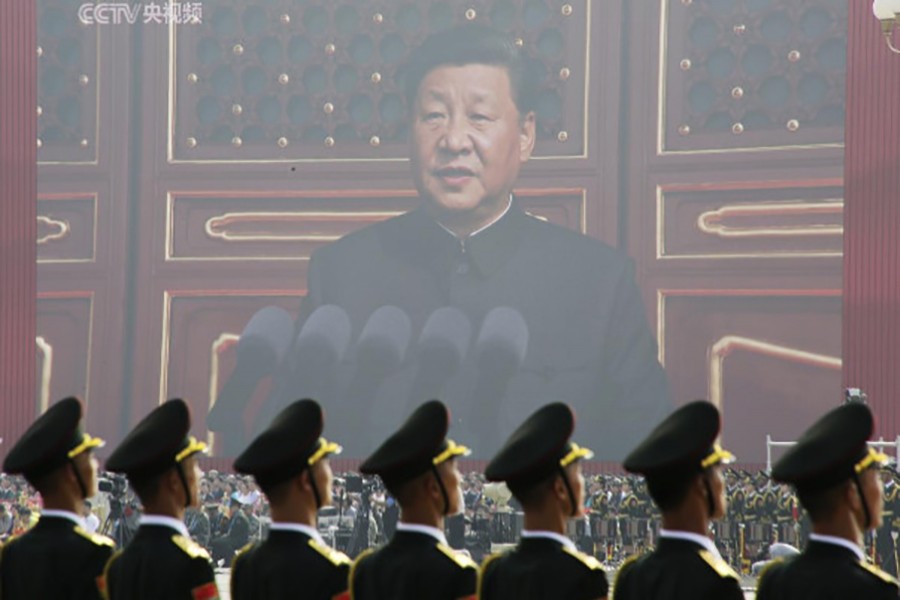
398 504 444 531
523 506 567 535
39 488 82 515
660 507 710 537
269 499 316 528
811 515 864 548
141 496 186 522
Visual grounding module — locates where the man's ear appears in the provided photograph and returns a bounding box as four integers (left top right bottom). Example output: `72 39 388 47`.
551 474 569 506
297 469 312 494
423 472 445 508
519 111 536 161
845 479 863 513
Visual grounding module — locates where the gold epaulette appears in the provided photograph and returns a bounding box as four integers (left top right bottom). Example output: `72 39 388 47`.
476 551 505 596
100 549 124 600
613 554 641 588
698 550 740 580
757 557 784 583
171 534 211 560
231 542 255 568
308 538 352 566
858 560 900 586
562 545 604 570
436 543 477 569
74 526 115 547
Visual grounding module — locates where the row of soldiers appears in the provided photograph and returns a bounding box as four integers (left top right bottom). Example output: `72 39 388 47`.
0 393 897 599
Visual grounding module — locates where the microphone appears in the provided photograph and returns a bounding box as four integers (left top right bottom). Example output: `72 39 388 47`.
206 306 294 434
344 305 413 403
468 307 529 453
255 304 352 433
407 307 472 410
341 307 412 452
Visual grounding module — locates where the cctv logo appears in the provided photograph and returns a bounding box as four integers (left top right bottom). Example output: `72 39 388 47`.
77 3 142 25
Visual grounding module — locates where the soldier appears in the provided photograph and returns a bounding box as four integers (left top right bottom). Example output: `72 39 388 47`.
756 402 899 599
478 402 608 600
102 399 219 600
0 397 113 599
613 400 743 600
350 400 477 600
882 476 900 577
230 399 349 599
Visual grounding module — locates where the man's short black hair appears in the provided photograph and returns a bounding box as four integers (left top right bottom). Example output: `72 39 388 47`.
507 473 557 510
403 24 537 116
797 482 845 522
645 469 700 512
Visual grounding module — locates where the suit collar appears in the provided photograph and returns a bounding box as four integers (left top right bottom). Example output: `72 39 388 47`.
806 536 866 562
394 201 527 278
269 522 323 545
658 528 722 559
39 509 85 529
520 529 576 552
139 514 190 538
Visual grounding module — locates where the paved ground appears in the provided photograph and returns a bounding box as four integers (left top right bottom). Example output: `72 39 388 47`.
215 569 756 599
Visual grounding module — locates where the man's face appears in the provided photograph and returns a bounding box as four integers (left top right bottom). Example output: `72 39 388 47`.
706 465 727 520
183 454 202 508
312 458 334 508
859 467 884 530
564 462 586 517
436 458 464 516
410 63 535 221
72 450 99 498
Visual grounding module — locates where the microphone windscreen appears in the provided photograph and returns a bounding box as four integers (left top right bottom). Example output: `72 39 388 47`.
236 306 295 368
475 306 529 371
356 305 413 371
418 306 472 370
296 304 353 362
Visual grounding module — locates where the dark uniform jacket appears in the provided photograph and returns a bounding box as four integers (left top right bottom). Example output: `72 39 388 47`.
350 529 477 600
613 536 743 600
211 508 250 561
103 522 219 600
231 527 350 600
756 539 899 600
289 203 670 459
479 535 608 600
0 514 114 599
186 508 211 549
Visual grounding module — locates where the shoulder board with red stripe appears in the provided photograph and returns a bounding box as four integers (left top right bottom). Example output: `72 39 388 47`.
191 582 220 600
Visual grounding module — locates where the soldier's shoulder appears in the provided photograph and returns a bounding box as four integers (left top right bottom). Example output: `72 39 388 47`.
479 550 507 573
856 560 900 589
231 541 257 568
73 526 115 549
435 542 478 571
613 553 643 586
0 532 24 551
757 556 787 583
171 534 211 561
350 546 377 571
561 545 605 571
697 549 740 581
307 537 352 568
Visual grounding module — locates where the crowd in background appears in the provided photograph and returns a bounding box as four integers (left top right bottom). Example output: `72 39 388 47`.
2 467 898 575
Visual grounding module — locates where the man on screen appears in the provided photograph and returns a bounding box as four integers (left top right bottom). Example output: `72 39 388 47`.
287 24 670 458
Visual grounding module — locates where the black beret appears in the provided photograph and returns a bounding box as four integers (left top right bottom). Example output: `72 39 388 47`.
485 403 593 487
359 400 469 486
233 399 341 488
3 397 104 479
624 400 734 477
106 399 207 478
772 402 887 492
